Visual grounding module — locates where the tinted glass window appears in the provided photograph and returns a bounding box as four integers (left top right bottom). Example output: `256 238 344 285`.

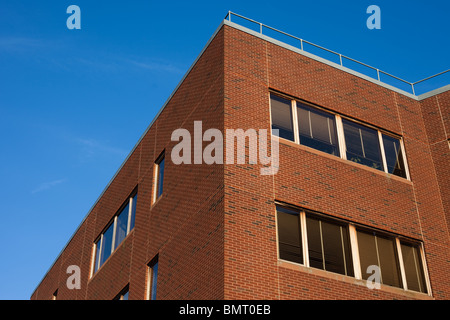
357 230 401 288
401 242 427 293
297 104 339 156
343 120 383 171
306 216 322 269
100 223 114 266
382 134 407 178
358 230 379 280
270 94 294 141
114 204 129 250
157 156 165 198
150 261 158 300
94 238 102 272
306 216 353 276
277 207 303 264
129 194 137 231
376 236 401 288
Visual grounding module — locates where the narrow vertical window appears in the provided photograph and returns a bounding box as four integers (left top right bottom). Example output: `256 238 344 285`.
100 223 114 267
382 134 407 178
297 103 340 156
147 257 159 300
357 230 402 288
114 203 129 250
129 194 137 232
342 119 383 171
94 237 102 273
155 153 165 200
306 215 353 276
401 242 427 293
270 94 295 141
276 206 303 264
114 286 129 300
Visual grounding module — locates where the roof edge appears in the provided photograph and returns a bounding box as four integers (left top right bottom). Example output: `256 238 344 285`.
223 19 449 101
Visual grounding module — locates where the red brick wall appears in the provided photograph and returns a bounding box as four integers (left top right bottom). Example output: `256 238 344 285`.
31 28 225 300
32 22 449 301
223 25 449 300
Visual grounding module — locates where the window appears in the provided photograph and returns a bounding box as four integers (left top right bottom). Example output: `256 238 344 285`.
269 91 410 179
357 230 402 288
382 134 407 178
270 94 295 141
154 153 165 201
99 222 114 267
147 257 159 300
93 192 137 274
297 103 339 156
401 242 427 293
114 285 129 300
343 119 383 170
52 289 58 300
276 203 430 294
306 215 353 276
276 206 303 264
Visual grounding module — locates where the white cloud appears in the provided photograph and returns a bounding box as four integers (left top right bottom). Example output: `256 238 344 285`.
31 179 67 194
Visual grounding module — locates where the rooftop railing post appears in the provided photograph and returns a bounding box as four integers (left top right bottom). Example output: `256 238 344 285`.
300 39 304 51
411 83 416 96
260 22 263 34
377 69 380 81
228 11 231 21
339 54 343 66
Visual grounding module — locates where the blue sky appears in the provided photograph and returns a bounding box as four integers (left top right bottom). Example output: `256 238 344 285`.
0 0 448 300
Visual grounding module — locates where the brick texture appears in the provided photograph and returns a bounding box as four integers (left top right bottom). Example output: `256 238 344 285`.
31 23 449 300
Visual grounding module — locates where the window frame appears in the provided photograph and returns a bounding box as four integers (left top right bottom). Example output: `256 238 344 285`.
113 285 129 300
146 256 159 300
153 152 165 203
91 190 138 277
269 91 410 180
275 202 431 295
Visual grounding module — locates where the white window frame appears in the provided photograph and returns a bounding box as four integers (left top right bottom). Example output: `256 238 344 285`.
153 153 165 204
146 257 159 300
275 204 432 295
90 193 137 277
269 92 410 180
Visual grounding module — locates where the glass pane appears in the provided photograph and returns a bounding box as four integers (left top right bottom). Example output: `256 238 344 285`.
341 226 354 277
122 291 129 300
321 221 347 275
129 194 137 231
382 134 407 178
306 216 323 269
298 106 310 137
270 94 294 141
298 104 339 156
357 230 378 280
343 120 364 156
157 157 165 198
343 120 383 171
150 261 158 300
401 243 427 293
94 238 102 273
376 236 401 288
114 203 129 250
100 223 114 267
277 207 303 264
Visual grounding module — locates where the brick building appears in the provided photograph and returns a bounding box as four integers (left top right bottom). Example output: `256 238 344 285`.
31 14 449 300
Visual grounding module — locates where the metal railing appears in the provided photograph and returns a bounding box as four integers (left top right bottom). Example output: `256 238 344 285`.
225 11 449 96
